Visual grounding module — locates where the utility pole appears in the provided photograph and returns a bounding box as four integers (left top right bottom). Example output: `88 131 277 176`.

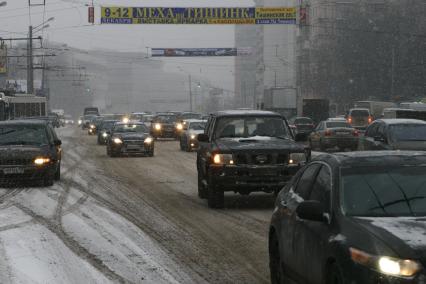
188 74 193 112
27 25 33 94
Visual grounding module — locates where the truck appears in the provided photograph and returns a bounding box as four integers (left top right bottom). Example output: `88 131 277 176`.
354 101 395 119
302 99 329 124
0 92 47 120
83 107 99 116
263 87 297 118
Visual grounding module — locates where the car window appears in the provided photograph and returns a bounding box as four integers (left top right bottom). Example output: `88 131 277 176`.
316 122 323 131
377 123 386 138
294 164 322 199
365 123 378 137
325 122 351 128
309 165 332 213
389 124 426 142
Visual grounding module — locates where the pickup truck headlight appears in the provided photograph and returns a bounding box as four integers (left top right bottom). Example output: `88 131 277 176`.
288 153 307 165
213 153 234 165
350 247 421 277
34 157 50 165
113 137 123 144
190 134 196 139
90 124 95 129
154 123 162 130
144 137 153 144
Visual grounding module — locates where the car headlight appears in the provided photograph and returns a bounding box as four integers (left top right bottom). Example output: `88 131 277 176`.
176 123 183 130
78 120 82 125
190 134 196 139
144 137 153 144
34 157 50 165
155 123 161 130
288 152 307 165
113 137 123 144
90 124 95 129
212 153 234 165
122 117 129 123
350 247 421 277
102 132 108 138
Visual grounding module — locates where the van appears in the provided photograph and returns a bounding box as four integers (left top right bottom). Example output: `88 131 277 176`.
347 108 372 130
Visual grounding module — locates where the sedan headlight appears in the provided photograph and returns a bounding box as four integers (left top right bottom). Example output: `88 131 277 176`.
144 137 153 144
122 117 129 123
154 123 162 130
288 153 307 165
90 124 95 129
102 132 108 138
176 123 183 130
212 153 234 165
34 157 50 165
78 120 82 125
113 137 123 144
350 247 421 277
190 134 196 140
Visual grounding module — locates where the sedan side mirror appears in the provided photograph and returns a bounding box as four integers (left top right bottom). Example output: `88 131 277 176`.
197 134 209 142
54 139 62 146
296 200 327 223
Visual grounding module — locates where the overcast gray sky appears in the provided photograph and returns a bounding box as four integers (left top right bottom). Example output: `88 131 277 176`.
0 0 254 91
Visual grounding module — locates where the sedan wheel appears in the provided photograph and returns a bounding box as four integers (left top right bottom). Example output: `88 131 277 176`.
327 263 344 284
207 178 224 208
269 233 287 284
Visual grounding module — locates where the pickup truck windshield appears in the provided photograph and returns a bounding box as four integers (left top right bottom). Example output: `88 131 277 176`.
214 116 291 139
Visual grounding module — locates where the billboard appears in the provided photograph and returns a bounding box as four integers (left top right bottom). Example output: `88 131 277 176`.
101 7 296 25
151 48 253 57
0 44 6 74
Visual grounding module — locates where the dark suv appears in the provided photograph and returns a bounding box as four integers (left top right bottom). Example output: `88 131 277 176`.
150 113 178 139
196 110 309 208
0 120 62 186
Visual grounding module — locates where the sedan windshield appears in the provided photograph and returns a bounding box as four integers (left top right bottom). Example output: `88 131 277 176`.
114 124 148 133
389 124 426 142
155 115 177 123
341 166 426 217
215 116 291 139
326 122 352 128
0 124 49 146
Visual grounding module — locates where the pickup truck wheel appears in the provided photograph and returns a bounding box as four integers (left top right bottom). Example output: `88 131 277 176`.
197 172 208 199
43 176 54 187
54 164 61 181
207 178 224 208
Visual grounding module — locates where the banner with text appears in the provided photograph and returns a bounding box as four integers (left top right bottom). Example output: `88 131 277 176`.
101 7 296 25
151 48 252 57
0 45 7 74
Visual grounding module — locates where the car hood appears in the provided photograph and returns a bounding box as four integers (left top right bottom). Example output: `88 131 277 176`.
214 137 305 152
391 141 426 151
189 130 204 136
350 217 426 262
0 145 50 159
114 133 149 140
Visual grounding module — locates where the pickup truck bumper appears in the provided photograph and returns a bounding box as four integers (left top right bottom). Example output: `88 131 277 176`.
208 164 301 193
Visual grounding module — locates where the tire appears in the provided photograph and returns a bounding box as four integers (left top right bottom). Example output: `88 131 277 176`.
207 177 224 208
106 146 111 156
197 171 208 199
319 140 326 152
147 150 154 157
179 138 184 150
327 263 345 284
44 176 54 187
308 139 313 150
185 142 191 152
269 232 287 284
54 164 61 181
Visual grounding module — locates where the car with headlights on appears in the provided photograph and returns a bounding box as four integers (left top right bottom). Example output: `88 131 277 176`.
269 151 426 284
150 113 178 139
175 112 203 138
309 120 359 151
179 119 207 151
0 120 62 186
87 115 104 135
81 114 96 130
97 120 118 145
107 122 154 157
197 110 309 208
359 119 426 151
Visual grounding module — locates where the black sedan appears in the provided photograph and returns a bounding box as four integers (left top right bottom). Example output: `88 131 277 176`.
0 120 62 186
150 113 178 139
107 122 154 157
97 120 118 145
269 151 426 284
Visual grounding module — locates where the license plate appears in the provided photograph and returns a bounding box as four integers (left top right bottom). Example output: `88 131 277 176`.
336 131 349 135
127 145 142 150
3 168 25 174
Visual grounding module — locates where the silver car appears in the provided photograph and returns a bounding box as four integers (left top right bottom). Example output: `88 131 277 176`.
179 119 207 152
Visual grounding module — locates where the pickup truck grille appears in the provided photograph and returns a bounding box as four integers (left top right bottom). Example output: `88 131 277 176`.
234 153 288 165
0 158 33 166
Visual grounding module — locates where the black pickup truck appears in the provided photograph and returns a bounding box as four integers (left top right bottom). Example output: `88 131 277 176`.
196 110 310 208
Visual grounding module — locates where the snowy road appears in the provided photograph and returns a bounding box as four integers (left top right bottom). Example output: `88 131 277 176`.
0 126 275 284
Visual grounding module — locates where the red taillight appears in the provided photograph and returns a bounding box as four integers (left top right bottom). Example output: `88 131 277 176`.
368 116 373 124
348 116 352 124
353 130 359 137
325 130 332 136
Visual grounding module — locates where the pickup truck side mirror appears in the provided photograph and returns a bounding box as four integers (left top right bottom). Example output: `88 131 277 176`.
54 139 62 146
197 134 209 142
